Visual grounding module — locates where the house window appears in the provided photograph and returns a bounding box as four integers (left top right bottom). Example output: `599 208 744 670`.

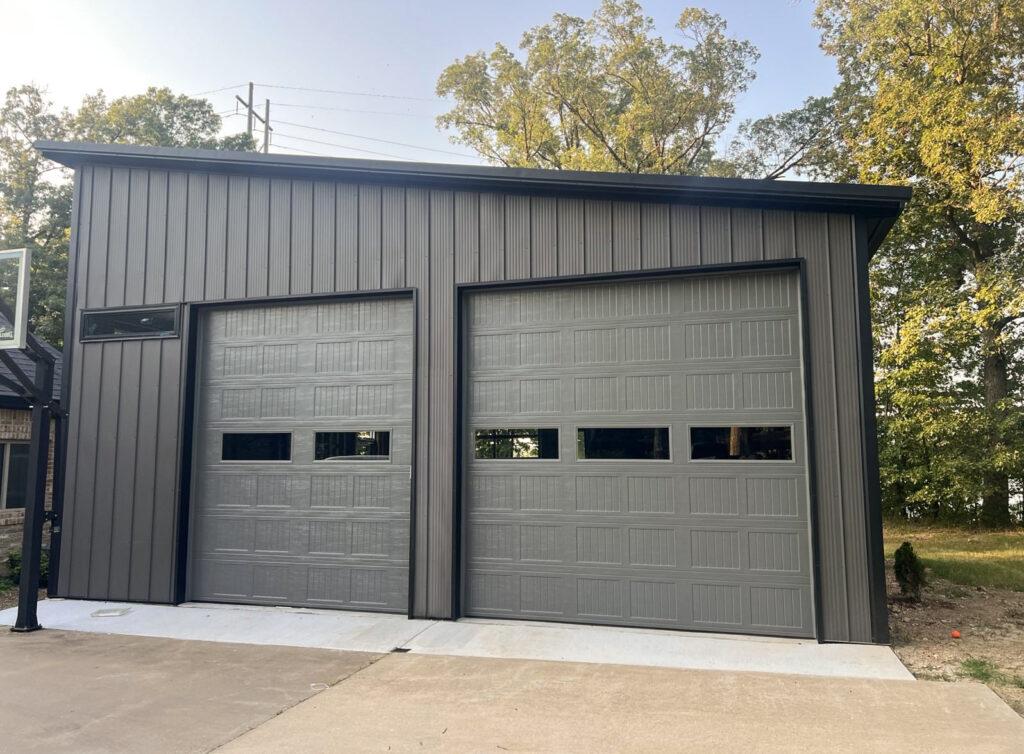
80 306 179 341
690 426 793 460
576 427 670 460
221 433 292 462
474 428 559 459
315 431 391 460
0 442 31 509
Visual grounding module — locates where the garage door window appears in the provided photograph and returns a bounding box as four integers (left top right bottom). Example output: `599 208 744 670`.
474 428 559 459
315 431 391 460
221 432 292 462
690 426 792 461
576 427 670 460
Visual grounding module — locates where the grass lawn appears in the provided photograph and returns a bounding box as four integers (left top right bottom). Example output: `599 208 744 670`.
883 524 1024 591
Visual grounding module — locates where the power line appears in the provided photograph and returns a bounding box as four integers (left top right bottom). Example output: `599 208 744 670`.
272 102 435 118
273 142 413 161
273 118 474 158
191 84 247 96
272 131 411 160
255 83 437 102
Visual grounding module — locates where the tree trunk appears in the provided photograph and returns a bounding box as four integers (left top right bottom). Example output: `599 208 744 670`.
980 335 1011 528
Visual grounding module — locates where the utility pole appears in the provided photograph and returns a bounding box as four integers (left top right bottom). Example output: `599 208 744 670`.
235 82 273 152
264 99 271 154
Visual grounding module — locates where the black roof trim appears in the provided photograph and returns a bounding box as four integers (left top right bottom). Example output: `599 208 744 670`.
36 141 910 219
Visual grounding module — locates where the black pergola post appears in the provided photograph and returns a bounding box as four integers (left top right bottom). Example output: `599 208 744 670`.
10 352 54 632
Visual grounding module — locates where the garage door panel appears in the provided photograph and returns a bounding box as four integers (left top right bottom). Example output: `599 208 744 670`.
190 297 412 612
463 272 814 637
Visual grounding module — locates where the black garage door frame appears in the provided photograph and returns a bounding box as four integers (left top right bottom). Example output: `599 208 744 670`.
451 259 825 641
173 288 420 615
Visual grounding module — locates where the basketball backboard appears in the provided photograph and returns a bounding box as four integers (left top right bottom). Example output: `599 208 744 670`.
0 248 31 350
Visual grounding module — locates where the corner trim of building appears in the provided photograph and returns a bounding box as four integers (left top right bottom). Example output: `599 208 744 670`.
854 216 891 644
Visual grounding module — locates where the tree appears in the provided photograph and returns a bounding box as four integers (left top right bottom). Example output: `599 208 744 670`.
0 85 255 345
815 0 1024 526
436 0 758 174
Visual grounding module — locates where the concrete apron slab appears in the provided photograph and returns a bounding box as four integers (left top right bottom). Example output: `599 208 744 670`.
217 653 1024 754
0 599 912 681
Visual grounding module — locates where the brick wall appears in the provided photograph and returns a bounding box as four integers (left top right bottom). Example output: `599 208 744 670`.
0 408 57 527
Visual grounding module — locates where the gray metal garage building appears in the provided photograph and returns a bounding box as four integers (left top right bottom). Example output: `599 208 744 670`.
38 141 908 644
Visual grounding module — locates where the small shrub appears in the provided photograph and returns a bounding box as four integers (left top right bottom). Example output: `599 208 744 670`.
893 541 926 600
6 550 49 588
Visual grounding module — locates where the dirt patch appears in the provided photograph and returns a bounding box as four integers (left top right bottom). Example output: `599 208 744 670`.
888 559 1024 715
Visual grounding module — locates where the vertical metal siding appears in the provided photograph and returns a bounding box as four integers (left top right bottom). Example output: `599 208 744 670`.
506 195 530 279
731 208 763 262
479 193 504 282
289 180 313 295
106 168 129 307
828 213 871 640
225 176 249 300
335 184 358 291
557 198 584 276
700 206 731 264
60 166 880 641
382 186 406 289
184 173 208 301
405 187 431 614
796 211 850 640
455 192 479 284
245 177 269 298
126 170 149 306
612 201 640 271
641 203 670 270
584 200 612 273
670 205 699 267
531 197 557 278
358 184 382 290
427 190 455 610
312 181 335 294
268 179 290 296
204 174 228 302
144 171 169 305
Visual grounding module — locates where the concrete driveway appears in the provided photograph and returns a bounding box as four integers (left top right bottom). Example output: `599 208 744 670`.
1 629 1021 753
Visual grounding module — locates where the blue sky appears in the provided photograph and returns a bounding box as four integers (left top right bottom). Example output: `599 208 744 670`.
1 0 837 165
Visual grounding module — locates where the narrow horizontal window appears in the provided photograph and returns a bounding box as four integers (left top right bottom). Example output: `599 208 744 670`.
474 428 559 459
576 427 670 460
690 426 792 461
81 306 179 341
315 431 391 460
222 432 291 461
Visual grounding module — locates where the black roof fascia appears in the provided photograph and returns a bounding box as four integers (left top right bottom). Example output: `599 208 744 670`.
36 140 910 253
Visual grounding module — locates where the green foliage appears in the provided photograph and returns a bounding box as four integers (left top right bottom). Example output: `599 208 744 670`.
815 0 1024 526
894 541 927 600
0 85 255 346
6 549 49 588
959 656 999 683
436 0 758 173
884 525 1024 590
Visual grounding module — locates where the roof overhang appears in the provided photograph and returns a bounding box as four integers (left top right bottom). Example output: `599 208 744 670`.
36 140 910 255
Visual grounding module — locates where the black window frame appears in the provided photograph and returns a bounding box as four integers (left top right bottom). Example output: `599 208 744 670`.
575 426 672 461
220 432 293 462
80 305 181 342
688 425 795 462
314 430 392 461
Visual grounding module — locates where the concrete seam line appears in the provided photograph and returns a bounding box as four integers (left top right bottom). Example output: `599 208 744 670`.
206 651 390 754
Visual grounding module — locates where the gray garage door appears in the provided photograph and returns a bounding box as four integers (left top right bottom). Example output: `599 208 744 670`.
189 296 413 612
462 271 814 637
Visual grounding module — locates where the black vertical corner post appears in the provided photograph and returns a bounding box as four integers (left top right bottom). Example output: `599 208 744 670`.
8 341 55 632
